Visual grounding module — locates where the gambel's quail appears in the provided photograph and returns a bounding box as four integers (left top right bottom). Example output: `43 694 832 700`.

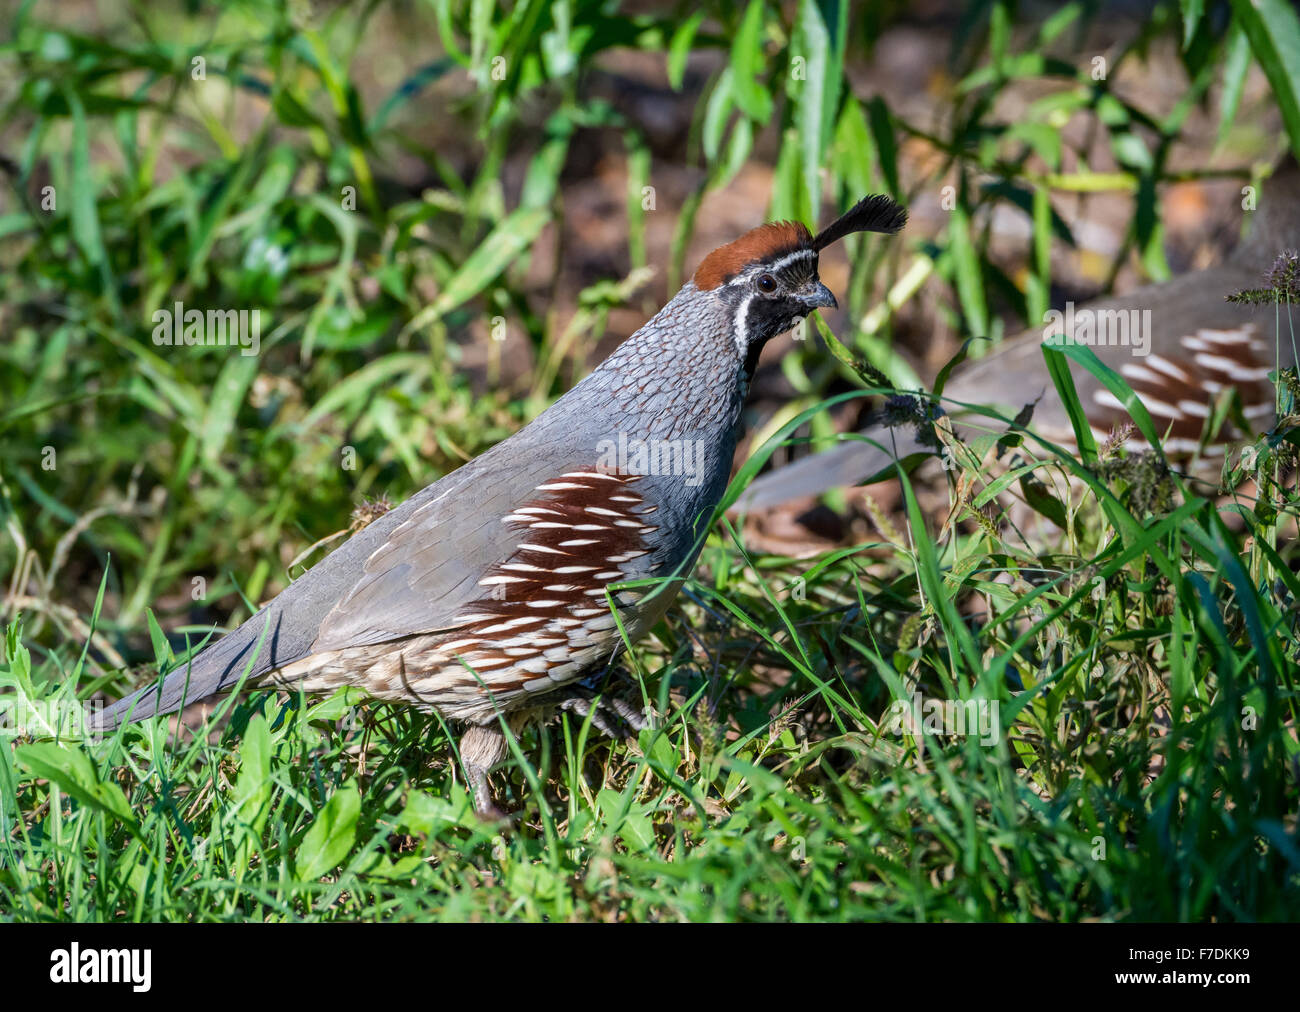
737 160 1299 512
96 195 908 816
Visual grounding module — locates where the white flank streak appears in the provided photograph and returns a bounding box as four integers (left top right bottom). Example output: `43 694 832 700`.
1193 352 1270 381
1176 400 1210 418
535 482 589 491
475 617 545 634
497 634 547 648
467 657 511 669
501 562 545 573
519 544 565 554
1093 389 1180 419
562 471 623 481
1197 327 1254 344
558 539 600 547
1119 363 1162 384
1092 387 1123 411
1163 437 1215 454
1145 355 1193 382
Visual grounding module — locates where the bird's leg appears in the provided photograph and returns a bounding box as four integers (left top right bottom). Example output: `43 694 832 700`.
458 723 510 821
457 670 649 819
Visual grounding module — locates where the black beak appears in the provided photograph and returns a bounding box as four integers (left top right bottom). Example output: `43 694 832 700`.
799 281 837 310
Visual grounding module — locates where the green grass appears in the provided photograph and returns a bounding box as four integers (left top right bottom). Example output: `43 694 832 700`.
2 0 1299 921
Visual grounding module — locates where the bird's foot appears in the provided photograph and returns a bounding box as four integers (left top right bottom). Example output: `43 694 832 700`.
554 689 648 741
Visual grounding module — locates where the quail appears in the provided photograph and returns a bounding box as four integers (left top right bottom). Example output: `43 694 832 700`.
95 194 909 816
737 159 1299 511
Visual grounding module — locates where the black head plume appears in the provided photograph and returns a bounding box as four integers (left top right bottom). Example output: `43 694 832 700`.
812 194 908 252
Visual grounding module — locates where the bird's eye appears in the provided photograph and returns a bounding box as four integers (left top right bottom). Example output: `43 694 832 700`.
756 274 777 293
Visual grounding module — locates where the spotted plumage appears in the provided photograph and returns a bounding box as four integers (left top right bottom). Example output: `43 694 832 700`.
96 193 908 817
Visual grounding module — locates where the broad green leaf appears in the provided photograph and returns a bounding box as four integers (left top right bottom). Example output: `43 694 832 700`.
866 96 899 195
948 201 988 337
232 714 273 873
730 1 774 124
668 12 706 89
17 743 136 827
1217 23 1252 146
401 206 550 336
1181 0 1205 49
1230 0 1300 161
200 353 259 464
297 781 361 881
790 0 847 223
63 87 119 313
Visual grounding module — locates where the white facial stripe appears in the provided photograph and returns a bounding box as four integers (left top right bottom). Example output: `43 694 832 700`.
722 248 816 288
733 293 753 356
764 248 816 274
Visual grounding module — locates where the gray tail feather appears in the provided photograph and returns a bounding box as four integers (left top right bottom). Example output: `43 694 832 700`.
93 608 290 732
734 424 934 512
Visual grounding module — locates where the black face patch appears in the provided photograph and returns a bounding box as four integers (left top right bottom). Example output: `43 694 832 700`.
716 250 821 363
744 296 806 341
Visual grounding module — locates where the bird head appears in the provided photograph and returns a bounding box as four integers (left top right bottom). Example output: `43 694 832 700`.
692 193 908 357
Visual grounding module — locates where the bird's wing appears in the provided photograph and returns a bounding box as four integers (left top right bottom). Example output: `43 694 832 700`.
95 436 586 728
308 441 574 652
